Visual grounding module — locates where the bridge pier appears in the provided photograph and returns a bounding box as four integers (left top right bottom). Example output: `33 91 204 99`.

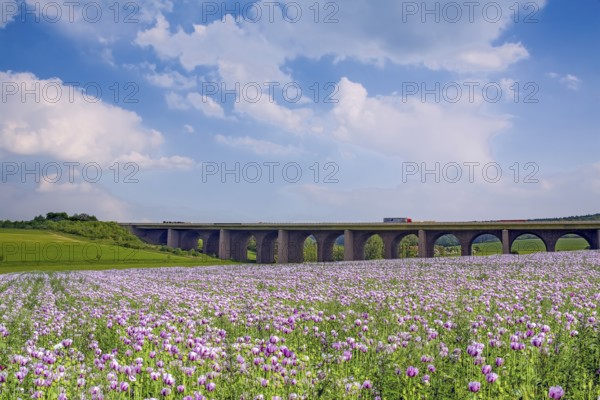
418 230 431 258
502 229 510 254
277 230 289 264
167 229 181 248
313 232 339 262
287 232 311 263
460 242 470 256
381 233 396 259
344 230 354 261
255 231 277 264
545 234 558 252
218 229 231 260
351 232 372 260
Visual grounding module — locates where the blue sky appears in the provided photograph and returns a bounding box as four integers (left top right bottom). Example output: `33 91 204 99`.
0 0 599 222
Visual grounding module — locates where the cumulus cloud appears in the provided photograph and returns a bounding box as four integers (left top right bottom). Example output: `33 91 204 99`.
187 92 226 118
135 14 290 83
0 71 193 169
143 65 196 90
327 77 511 162
233 94 316 134
135 0 540 87
165 92 190 110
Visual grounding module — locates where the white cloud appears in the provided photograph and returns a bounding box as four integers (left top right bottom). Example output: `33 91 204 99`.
144 65 196 90
327 77 510 162
0 71 191 168
187 92 226 118
135 14 290 83
561 74 581 91
547 72 582 90
114 152 195 170
233 94 315 133
215 134 301 155
164 91 227 118
444 43 529 72
135 0 541 88
100 48 116 67
165 92 190 110
183 124 194 134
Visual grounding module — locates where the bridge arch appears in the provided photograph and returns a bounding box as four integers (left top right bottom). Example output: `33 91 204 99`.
179 230 204 251
510 232 547 254
555 232 592 251
350 232 381 260
470 233 502 256
391 232 419 258
433 233 461 257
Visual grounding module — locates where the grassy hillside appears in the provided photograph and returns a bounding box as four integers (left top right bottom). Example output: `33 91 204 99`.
0 229 233 274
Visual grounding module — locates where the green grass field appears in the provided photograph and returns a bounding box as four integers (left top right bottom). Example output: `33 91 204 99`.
0 229 233 273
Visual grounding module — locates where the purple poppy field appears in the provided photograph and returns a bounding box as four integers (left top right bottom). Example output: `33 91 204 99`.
0 252 599 399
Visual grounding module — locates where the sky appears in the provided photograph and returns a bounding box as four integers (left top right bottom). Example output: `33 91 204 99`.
0 0 599 222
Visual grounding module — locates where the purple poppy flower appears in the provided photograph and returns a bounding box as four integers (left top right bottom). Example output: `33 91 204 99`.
342 350 352 361
406 366 418 377
468 381 481 392
548 386 565 399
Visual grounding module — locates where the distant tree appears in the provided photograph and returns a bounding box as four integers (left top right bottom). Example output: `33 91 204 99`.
69 213 98 222
46 212 69 222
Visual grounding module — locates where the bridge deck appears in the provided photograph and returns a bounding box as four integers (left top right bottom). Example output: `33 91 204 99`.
120 221 600 231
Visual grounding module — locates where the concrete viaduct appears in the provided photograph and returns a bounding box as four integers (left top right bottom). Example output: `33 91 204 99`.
120 222 600 264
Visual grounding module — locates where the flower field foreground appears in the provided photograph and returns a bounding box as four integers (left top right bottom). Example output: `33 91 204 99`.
0 252 599 399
